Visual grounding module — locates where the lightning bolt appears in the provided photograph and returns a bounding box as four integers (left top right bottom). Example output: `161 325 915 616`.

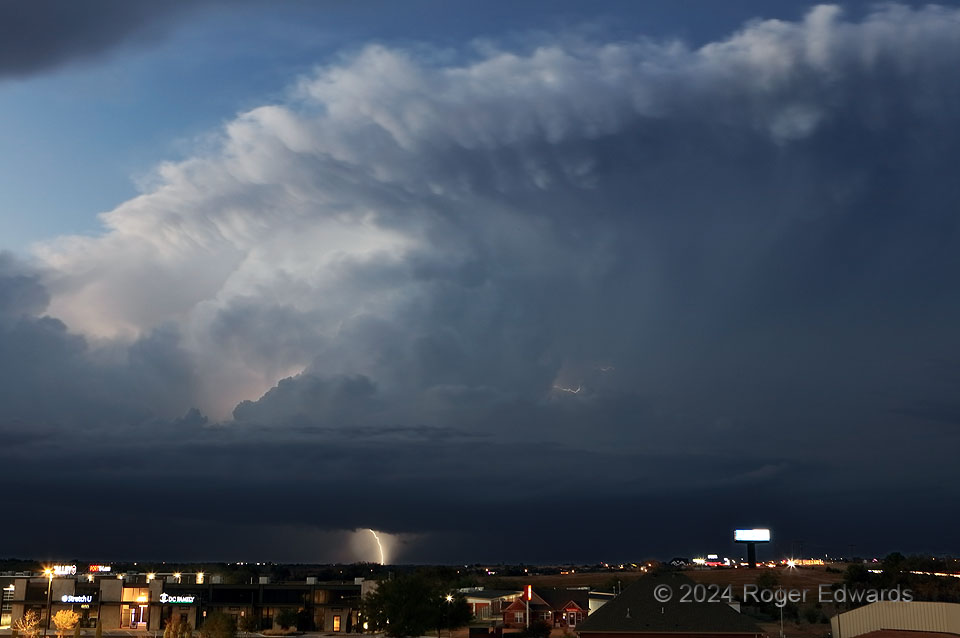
553 384 581 394
367 529 385 565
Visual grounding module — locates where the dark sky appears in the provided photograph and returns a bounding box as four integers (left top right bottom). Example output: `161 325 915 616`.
2 2 960 564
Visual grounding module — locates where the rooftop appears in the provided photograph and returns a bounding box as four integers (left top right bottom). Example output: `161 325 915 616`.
577 572 762 635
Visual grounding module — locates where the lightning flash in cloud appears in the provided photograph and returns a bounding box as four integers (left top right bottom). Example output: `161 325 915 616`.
553 384 582 394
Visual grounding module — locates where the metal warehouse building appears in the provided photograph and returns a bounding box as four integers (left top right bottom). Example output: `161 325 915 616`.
832 602 960 638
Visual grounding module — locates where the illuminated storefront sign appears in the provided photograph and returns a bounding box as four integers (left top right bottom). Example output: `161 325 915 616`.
61 595 94 604
160 593 196 604
53 565 77 576
88 565 112 573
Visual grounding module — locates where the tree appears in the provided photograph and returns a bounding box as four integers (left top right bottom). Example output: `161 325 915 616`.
883 553 906 573
274 609 298 630
436 593 472 636
200 612 237 638
754 570 780 590
53 610 81 637
14 611 42 638
362 574 472 638
844 563 870 586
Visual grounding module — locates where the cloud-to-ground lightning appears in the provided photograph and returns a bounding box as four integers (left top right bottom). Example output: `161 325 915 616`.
367 528 385 565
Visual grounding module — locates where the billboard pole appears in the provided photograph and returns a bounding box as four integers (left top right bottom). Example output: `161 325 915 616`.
734 529 771 570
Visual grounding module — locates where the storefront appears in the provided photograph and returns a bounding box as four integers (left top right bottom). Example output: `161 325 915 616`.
6 574 365 633
58 592 99 628
159 591 201 628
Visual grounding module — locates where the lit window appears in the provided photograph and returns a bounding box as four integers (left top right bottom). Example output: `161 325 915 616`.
333 616 341 632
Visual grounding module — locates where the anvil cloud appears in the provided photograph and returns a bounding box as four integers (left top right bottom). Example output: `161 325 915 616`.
2 4 960 561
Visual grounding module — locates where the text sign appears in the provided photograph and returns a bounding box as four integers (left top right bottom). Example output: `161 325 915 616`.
62 595 94 604
53 565 77 576
160 593 196 604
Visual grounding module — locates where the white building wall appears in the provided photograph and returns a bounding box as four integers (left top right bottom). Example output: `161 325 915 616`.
832 602 960 638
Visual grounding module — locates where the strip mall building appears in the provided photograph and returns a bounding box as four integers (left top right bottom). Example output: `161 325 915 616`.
1 568 374 633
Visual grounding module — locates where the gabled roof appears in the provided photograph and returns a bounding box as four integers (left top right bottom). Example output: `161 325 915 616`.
536 587 590 612
576 572 762 635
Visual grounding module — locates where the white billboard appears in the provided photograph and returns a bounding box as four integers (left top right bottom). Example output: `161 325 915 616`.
734 528 771 542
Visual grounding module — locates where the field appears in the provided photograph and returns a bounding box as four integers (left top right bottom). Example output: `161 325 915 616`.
486 565 845 591
686 565 845 588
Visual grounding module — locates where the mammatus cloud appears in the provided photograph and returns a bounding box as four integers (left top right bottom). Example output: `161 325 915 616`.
4 4 960 560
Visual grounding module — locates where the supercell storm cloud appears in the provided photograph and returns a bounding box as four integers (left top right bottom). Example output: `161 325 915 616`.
1 4 960 561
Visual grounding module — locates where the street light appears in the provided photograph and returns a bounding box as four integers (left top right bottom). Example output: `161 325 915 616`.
43 568 54 638
444 594 453 638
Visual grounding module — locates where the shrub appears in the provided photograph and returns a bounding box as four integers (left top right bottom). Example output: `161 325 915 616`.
201 612 237 638
54 609 81 635
15 611 42 638
274 609 298 631
238 614 260 635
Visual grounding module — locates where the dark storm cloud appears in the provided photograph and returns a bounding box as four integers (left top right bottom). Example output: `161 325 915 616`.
7 4 960 560
0 417 951 561
0 252 201 427
0 1 206 79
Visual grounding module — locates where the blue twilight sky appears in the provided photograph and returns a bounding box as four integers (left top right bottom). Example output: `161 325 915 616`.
4 0 960 563
0 0 895 250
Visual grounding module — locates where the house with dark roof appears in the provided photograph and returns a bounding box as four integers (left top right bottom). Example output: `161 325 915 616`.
458 588 523 621
502 587 591 629
576 573 764 638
